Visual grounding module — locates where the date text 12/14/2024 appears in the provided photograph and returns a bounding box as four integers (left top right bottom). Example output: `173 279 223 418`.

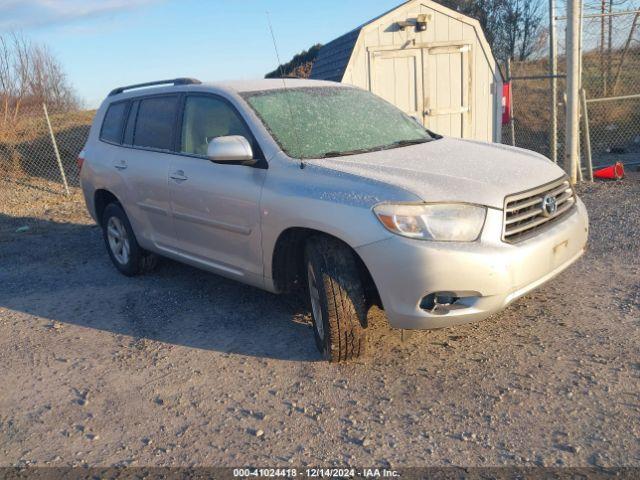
233 469 400 478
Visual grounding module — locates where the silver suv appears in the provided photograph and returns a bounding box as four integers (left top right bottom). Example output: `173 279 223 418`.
80 78 589 362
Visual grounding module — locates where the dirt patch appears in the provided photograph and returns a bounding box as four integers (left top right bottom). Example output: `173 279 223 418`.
0 175 639 467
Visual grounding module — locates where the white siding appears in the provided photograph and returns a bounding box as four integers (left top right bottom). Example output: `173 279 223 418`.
342 0 502 143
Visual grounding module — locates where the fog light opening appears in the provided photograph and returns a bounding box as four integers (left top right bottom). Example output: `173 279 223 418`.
420 293 460 313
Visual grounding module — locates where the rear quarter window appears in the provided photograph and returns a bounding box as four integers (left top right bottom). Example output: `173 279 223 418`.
100 102 128 144
133 95 179 151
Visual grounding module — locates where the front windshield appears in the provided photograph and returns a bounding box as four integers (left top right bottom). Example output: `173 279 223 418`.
242 87 434 159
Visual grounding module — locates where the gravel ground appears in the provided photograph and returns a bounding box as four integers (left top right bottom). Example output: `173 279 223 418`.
0 175 639 468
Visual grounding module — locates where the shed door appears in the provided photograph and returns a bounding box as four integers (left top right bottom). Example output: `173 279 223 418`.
370 49 423 120
423 45 471 137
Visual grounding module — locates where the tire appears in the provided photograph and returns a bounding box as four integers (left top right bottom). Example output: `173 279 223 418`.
304 236 368 362
101 203 157 277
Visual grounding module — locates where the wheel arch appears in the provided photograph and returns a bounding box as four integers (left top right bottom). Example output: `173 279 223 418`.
94 189 122 226
271 227 382 310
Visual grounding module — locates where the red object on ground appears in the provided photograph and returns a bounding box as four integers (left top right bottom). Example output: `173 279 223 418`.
594 161 625 180
77 149 85 172
502 82 512 125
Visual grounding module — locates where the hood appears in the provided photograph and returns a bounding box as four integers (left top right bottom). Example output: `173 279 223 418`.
305 137 566 209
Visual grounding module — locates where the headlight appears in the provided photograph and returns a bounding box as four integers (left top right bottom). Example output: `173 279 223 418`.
373 203 487 242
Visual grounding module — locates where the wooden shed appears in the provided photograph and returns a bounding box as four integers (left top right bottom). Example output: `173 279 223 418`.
310 0 503 143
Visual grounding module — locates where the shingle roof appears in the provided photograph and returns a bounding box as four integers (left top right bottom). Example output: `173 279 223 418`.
309 29 361 82
310 1 407 82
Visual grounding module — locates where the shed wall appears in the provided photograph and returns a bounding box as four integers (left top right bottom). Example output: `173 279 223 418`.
341 1 502 143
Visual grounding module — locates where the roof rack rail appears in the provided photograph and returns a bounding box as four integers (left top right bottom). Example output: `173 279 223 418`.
108 78 202 96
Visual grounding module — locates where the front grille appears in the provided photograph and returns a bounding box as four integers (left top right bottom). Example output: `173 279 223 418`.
503 177 576 243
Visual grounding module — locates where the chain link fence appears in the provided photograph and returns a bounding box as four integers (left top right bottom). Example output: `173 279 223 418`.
0 104 94 197
585 95 640 164
2 6 639 199
574 6 640 171
503 6 640 175
502 72 568 163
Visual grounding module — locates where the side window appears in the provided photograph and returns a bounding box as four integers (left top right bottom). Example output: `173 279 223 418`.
181 96 253 156
123 100 139 145
133 95 179 150
100 102 128 144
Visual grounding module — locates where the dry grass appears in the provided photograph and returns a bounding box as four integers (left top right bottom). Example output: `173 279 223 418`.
2 47 639 190
508 48 640 161
0 108 95 187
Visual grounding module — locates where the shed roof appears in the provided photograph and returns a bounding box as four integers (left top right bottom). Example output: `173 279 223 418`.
310 2 405 82
310 1 500 83
309 29 360 82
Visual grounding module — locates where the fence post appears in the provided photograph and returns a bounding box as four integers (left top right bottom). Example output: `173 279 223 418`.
506 58 516 147
42 103 70 196
565 0 582 184
549 0 558 163
580 89 594 182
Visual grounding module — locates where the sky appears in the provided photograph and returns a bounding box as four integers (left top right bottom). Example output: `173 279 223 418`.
0 0 402 108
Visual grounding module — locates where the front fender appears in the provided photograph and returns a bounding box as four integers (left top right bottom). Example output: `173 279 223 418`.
259 156 419 282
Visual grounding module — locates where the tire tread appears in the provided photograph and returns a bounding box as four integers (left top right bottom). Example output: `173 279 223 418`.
306 236 367 362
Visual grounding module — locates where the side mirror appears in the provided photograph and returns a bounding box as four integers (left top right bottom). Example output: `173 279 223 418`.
207 135 255 165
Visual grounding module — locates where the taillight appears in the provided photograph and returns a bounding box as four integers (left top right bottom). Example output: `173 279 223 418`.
77 150 85 171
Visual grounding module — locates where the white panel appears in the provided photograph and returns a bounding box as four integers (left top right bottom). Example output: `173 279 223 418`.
370 50 422 119
424 47 470 138
450 51 463 137
448 16 463 41
353 0 499 142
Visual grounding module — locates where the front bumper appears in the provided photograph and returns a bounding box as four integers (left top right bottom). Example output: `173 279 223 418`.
356 198 589 329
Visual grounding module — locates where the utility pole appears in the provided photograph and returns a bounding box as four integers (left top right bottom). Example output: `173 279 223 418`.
579 0 584 90
608 0 614 89
601 0 607 95
565 0 582 184
506 58 516 147
549 0 558 163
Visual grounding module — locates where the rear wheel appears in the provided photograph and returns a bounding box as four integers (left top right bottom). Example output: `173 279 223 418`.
102 203 157 276
304 236 368 362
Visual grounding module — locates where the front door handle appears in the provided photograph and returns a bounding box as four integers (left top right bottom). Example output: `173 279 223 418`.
114 159 128 170
170 170 188 182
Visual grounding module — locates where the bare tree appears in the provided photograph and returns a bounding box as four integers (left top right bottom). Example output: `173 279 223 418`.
440 0 546 63
0 31 79 124
11 32 33 120
439 0 506 48
0 35 17 124
518 1 545 60
500 0 521 61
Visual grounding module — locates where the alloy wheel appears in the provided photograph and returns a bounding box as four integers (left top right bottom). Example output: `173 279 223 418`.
106 216 130 265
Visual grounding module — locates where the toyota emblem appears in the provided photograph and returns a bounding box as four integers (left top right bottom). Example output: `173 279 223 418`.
542 194 558 217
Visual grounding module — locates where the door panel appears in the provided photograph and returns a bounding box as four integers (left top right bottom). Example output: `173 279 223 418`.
117 96 179 250
423 45 471 137
369 46 471 138
370 49 423 119
122 149 175 249
168 94 266 279
168 159 265 277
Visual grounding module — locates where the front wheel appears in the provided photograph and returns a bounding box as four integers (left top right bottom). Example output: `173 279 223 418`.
304 236 368 362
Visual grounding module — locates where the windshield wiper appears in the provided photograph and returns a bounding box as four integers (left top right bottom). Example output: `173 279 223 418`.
380 138 431 150
317 138 431 159
318 148 378 158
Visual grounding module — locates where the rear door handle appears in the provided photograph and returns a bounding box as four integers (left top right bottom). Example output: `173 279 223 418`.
170 170 188 182
114 159 128 170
